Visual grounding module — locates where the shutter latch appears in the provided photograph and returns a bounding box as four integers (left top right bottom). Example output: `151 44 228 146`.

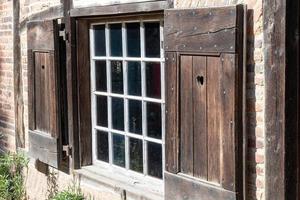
63 145 72 157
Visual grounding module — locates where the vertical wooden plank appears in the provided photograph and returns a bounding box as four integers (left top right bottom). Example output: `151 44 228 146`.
77 19 92 166
165 52 179 173
180 55 193 175
220 54 235 191
207 56 221 184
34 52 42 132
48 52 58 138
192 56 207 180
28 50 35 131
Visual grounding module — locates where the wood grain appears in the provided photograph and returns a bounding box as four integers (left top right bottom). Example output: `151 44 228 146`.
192 56 207 180
180 55 194 175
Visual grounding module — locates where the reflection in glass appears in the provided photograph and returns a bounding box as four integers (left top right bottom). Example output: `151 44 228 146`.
146 62 161 98
127 62 141 96
126 23 141 57
129 138 143 173
112 98 124 131
147 102 162 139
129 100 142 134
94 25 106 56
147 142 162 178
110 24 122 57
113 134 125 167
97 131 109 162
95 61 107 91
96 96 108 127
145 22 160 58
111 61 123 94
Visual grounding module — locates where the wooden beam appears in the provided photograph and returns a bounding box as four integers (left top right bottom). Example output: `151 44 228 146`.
264 0 286 199
63 0 81 169
70 1 169 17
13 0 25 149
285 0 300 199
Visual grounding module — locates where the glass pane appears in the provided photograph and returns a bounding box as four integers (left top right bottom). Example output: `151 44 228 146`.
111 61 123 94
147 142 162 178
112 97 124 131
144 22 160 58
129 100 142 134
129 138 143 173
146 62 161 98
113 134 125 167
147 102 162 139
94 25 106 56
95 61 107 91
97 131 109 162
127 61 141 96
126 23 140 57
96 96 108 127
110 24 122 57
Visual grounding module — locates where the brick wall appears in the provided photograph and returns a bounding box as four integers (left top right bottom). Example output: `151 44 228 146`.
0 0 15 152
0 0 265 199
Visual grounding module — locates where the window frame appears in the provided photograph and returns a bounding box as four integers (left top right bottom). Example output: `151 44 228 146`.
89 17 166 183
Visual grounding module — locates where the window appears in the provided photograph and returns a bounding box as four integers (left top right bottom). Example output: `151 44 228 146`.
90 19 165 179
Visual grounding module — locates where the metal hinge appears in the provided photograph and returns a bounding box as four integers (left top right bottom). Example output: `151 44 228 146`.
59 30 69 42
63 145 72 157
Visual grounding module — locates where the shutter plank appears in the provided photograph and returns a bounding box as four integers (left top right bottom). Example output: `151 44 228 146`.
192 56 207 180
220 54 236 191
165 52 179 173
180 55 193 175
207 56 221 184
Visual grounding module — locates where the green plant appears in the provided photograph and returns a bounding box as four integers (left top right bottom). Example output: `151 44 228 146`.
51 185 85 200
0 152 29 200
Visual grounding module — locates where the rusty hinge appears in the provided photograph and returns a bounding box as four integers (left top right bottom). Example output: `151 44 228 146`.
63 145 72 157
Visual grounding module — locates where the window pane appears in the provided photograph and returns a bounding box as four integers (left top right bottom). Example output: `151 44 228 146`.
129 100 142 134
129 138 143 173
97 131 109 162
110 24 122 57
96 96 108 127
111 61 123 94
128 61 141 96
145 22 160 58
126 23 140 57
112 97 124 131
94 25 106 56
95 60 107 91
113 134 125 167
147 102 162 139
147 142 162 178
146 62 161 98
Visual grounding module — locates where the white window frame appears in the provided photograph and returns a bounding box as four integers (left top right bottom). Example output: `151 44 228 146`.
89 18 165 185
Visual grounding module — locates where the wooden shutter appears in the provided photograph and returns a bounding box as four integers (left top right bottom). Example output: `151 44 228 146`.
164 5 246 200
27 20 61 168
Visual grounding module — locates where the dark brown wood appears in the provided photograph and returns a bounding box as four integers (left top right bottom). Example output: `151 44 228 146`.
13 0 25 149
285 0 300 199
165 52 179 173
264 0 286 199
70 1 169 17
180 55 194 176
77 19 92 166
220 54 236 191
63 0 81 169
164 6 238 53
27 20 61 168
164 5 246 200
192 56 207 180
207 56 221 184
165 172 236 200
